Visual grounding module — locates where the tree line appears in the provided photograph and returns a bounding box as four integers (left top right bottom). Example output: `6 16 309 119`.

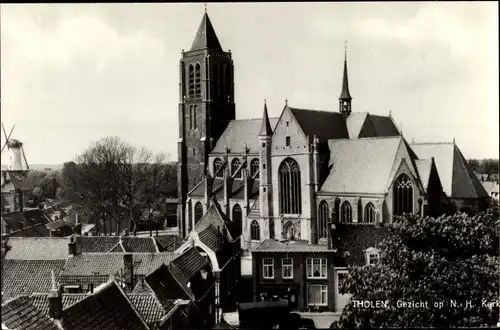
467 158 499 177
30 136 178 235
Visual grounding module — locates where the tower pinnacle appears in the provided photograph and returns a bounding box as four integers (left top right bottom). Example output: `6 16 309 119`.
339 41 352 117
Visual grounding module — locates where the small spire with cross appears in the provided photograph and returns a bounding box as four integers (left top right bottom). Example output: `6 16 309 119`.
344 40 348 59
204 2 207 13
285 98 288 106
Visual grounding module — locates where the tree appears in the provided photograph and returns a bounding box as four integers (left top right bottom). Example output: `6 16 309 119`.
468 159 480 173
60 136 173 235
331 206 499 328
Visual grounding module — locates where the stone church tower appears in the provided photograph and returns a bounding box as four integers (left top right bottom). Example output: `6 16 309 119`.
177 12 236 236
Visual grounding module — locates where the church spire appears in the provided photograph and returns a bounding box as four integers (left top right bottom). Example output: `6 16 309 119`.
259 99 273 137
339 41 352 117
190 12 223 51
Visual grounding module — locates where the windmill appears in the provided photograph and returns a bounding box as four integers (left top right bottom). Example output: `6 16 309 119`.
1 123 29 172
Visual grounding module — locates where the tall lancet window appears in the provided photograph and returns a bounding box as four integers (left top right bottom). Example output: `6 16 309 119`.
364 203 375 224
232 204 242 237
188 64 195 97
194 202 203 224
250 158 259 178
317 201 329 239
340 201 352 223
195 63 201 97
251 220 260 241
279 158 302 214
394 174 413 216
231 158 242 178
213 158 223 178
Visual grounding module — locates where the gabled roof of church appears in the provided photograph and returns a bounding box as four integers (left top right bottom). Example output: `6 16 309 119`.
346 112 400 139
320 137 408 194
190 12 223 51
194 202 234 241
414 159 433 191
409 142 488 199
211 118 278 154
288 107 349 142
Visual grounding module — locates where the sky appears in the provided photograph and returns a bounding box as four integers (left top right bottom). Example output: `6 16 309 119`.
1 2 498 165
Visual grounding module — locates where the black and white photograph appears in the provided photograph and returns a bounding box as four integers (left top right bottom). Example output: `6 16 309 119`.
1 2 499 329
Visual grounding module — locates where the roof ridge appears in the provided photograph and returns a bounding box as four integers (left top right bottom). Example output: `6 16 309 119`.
330 136 401 142
112 280 151 329
453 144 484 197
289 107 336 113
410 142 454 145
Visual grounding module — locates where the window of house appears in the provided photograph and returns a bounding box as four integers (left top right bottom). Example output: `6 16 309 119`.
286 136 291 147
307 285 327 306
263 258 274 279
368 253 379 265
282 258 293 279
306 258 327 279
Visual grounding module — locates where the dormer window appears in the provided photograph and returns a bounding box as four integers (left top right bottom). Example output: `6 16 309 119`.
365 247 380 266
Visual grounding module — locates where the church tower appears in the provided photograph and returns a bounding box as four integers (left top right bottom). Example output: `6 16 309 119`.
177 12 236 236
339 45 352 118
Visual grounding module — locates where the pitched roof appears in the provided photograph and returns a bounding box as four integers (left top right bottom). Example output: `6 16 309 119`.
198 225 223 252
415 159 433 191
194 202 234 241
1 295 60 330
155 235 184 252
60 280 149 330
345 112 368 138
365 114 400 137
3 237 70 260
145 264 193 306
289 107 349 142
1 209 50 232
171 247 209 280
8 223 52 237
333 225 391 266
75 236 159 253
254 239 336 253
211 118 279 154
29 293 88 316
320 137 403 194
409 142 489 199
1 260 66 302
190 12 223 51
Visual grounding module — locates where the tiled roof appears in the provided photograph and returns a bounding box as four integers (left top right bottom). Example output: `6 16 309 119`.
190 12 223 51
60 280 149 330
29 293 88 315
365 114 400 137
8 223 52 237
145 264 192 306
171 247 208 280
415 159 433 191
198 225 223 252
75 236 159 253
1 260 66 302
254 239 336 253
410 142 489 199
288 107 349 142
333 224 391 266
155 235 183 252
211 118 279 154
1 209 50 232
194 202 234 241
320 137 403 194
1 295 60 330
59 253 179 287
132 277 155 294
4 237 70 260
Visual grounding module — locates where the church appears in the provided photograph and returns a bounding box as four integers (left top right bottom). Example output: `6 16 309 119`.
176 12 489 311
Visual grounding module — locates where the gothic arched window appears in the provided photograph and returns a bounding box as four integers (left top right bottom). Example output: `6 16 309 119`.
231 158 242 178
194 202 203 224
317 200 329 239
250 158 259 178
195 63 201 97
364 203 375 224
188 64 195 97
213 158 223 178
284 221 297 240
192 105 197 129
250 220 260 241
232 204 242 237
279 158 302 214
340 201 352 223
394 174 413 216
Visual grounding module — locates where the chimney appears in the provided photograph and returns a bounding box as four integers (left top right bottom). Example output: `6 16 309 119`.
48 270 62 319
68 236 77 256
73 223 82 236
123 254 134 290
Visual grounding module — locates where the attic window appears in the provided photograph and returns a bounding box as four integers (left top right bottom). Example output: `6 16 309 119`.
286 136 291 147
